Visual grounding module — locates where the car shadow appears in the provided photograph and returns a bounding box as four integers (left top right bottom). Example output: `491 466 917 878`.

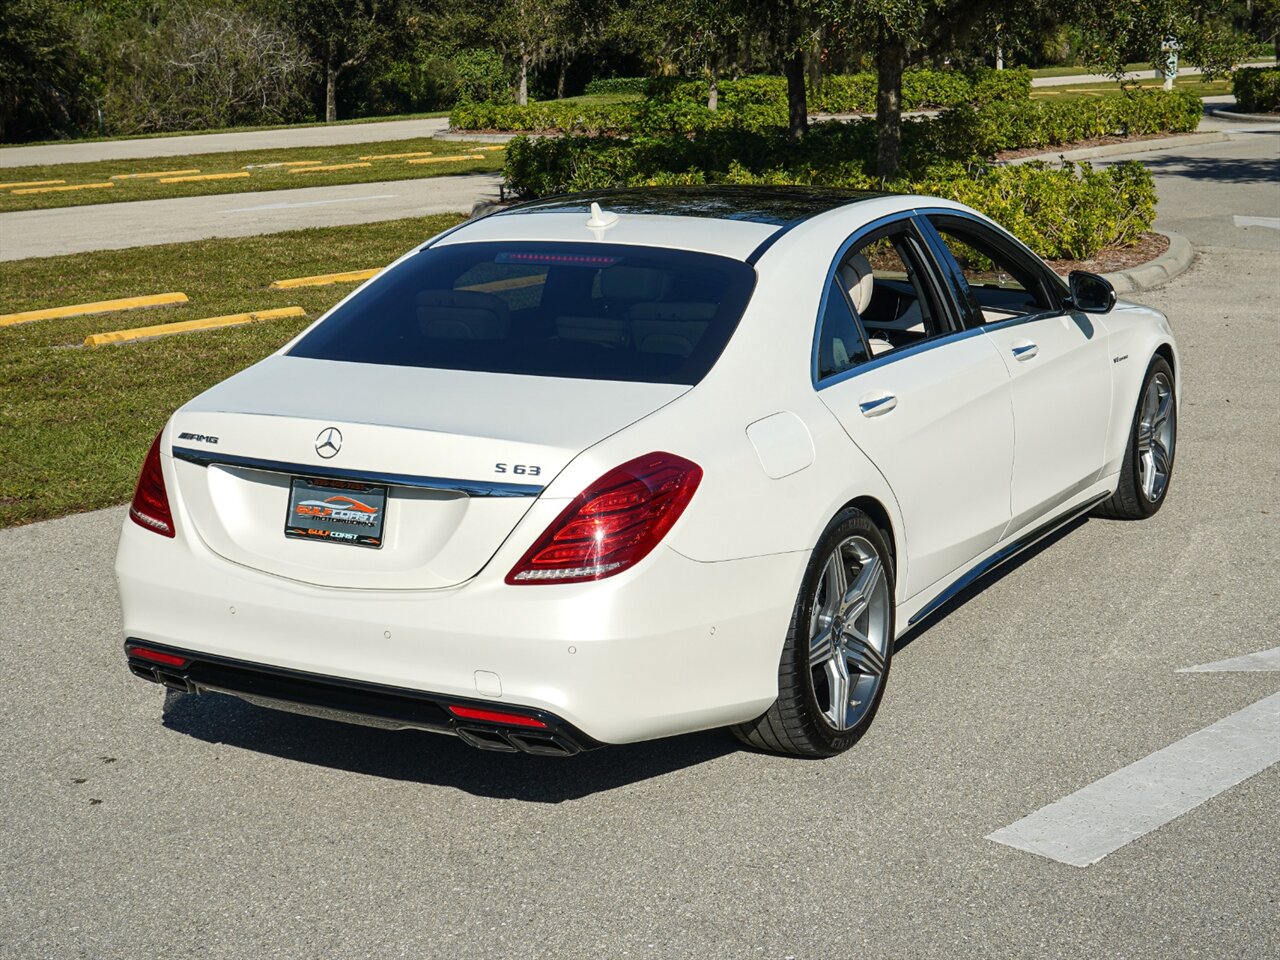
893 516 1086 654
1138 149 1280 186
160 689 739 802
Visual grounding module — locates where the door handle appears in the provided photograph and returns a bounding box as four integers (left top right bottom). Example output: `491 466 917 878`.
858 392 898 417
1011 341 1039 361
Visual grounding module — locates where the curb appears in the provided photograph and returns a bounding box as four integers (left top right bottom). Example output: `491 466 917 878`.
1101 231 1193 295
436 130 532 143
1208 107 1280 123
1008 131 1229 165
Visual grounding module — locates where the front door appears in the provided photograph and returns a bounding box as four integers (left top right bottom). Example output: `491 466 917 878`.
923 213 1114 534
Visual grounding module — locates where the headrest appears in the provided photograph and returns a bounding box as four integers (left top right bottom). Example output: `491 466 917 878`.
599 266 669 301
416 289 510 340
839 254 874 315
629 302 717 322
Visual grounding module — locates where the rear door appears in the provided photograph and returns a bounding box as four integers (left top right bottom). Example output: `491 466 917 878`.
813 216 1016 600
921 213 1113 534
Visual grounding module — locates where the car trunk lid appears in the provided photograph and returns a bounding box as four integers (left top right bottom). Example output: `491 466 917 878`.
169 356 686 589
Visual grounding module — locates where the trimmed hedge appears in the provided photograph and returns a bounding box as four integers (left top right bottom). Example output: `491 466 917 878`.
934 89 1203 155
1233 66 1280 113
453 67 1031 132
503 128 1158 261
453 86 1199 159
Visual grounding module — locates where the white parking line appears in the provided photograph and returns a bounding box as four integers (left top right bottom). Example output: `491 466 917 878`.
987 690 1280 867
1233 215 1280 230
1178 646 1280 673
226 194 397 213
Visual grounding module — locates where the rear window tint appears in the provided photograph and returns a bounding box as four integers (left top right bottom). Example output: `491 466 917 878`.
289 241 757 385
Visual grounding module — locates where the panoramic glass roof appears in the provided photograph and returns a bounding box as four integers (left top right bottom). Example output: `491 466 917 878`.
500 186 890 227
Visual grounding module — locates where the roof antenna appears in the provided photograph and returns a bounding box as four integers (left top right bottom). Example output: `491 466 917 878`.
586 201 619 229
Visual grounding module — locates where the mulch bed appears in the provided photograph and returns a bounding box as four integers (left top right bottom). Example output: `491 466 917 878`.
995 132 1191 161
1045 232 1169 275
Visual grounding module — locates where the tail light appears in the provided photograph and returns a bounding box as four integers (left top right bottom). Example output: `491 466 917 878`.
129 431 175 538
506 452 702 585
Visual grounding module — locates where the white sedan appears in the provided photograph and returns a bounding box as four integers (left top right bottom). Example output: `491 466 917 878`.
117 187 1179 757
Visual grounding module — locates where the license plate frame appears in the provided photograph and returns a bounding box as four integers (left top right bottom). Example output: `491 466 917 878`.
284 476 387 549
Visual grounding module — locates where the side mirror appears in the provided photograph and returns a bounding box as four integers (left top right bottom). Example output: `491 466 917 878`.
1068 270 1116 314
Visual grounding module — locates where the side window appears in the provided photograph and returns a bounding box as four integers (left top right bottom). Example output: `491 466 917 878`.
928 217 1055 326
842 232 948 354
815 280 870 381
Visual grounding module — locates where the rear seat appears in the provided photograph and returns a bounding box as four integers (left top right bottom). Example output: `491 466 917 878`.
630 302 716 357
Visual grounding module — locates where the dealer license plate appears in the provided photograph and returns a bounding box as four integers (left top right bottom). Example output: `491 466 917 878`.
284 477 387 549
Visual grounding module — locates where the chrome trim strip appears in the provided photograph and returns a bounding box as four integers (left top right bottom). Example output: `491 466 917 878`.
815 326 988 390
906 492 1111 627
170 446 544 498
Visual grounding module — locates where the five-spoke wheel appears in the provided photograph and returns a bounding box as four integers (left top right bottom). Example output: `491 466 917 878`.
1097 355 1177 520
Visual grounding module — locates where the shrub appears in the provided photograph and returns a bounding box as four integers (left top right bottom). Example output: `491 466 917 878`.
503 130 1158 261
1232 67 1280 113
452 49 514 105
935 89 1202 157
98 6 311 135
583 77 651 96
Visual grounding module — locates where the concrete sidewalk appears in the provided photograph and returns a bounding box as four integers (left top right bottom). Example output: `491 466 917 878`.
0 117 450 169
1030 60 1275 87
0 173 500 261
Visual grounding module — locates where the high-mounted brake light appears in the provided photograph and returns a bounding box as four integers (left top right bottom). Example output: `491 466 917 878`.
506 452 702 585
129 431 175 538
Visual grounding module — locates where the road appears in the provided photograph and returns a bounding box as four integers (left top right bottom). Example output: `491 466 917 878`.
0 117 450 169
0 174 502 261
0 134 1277 959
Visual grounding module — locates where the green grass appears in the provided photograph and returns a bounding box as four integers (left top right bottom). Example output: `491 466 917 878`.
0 138 503 213
1031 76 1232 100
0 213 465 528
1027 58 1275 79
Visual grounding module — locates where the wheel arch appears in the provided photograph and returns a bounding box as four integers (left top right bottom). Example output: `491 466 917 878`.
837 494 900 589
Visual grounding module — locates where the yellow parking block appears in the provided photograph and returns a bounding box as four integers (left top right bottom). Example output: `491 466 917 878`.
359 151 434 161
477 145 506 152
288 162 373 174
0 179 66 190
270 268 381 290
0 292 190 329
84 307 306 347
158 172 250 184
110 169 201 180
12 182 114 195
407 154 487 165
243 160 323 169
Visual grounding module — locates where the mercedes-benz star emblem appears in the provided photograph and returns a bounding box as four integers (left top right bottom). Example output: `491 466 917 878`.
315 427 342 459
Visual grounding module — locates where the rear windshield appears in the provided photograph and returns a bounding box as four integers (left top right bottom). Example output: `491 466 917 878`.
288 241 757 385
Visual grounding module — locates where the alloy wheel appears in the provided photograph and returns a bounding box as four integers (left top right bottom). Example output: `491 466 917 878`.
1137 372 1175 503
808 535 892 732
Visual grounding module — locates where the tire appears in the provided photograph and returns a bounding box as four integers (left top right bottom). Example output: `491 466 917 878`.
732 508 896 757
1095 356 1177 520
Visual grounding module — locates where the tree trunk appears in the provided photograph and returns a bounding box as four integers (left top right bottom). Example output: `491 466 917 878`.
517 51 530 106
785 47 808 139
325 56 338 123
556 58 568 99
996 44 1004 70
708 49 719 111
875 36 906 178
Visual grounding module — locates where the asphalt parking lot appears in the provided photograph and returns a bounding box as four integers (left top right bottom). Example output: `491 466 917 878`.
1 134 1277 959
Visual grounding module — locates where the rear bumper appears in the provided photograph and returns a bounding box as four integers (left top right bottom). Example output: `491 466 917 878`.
116 514 805 745
126 641 599 756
